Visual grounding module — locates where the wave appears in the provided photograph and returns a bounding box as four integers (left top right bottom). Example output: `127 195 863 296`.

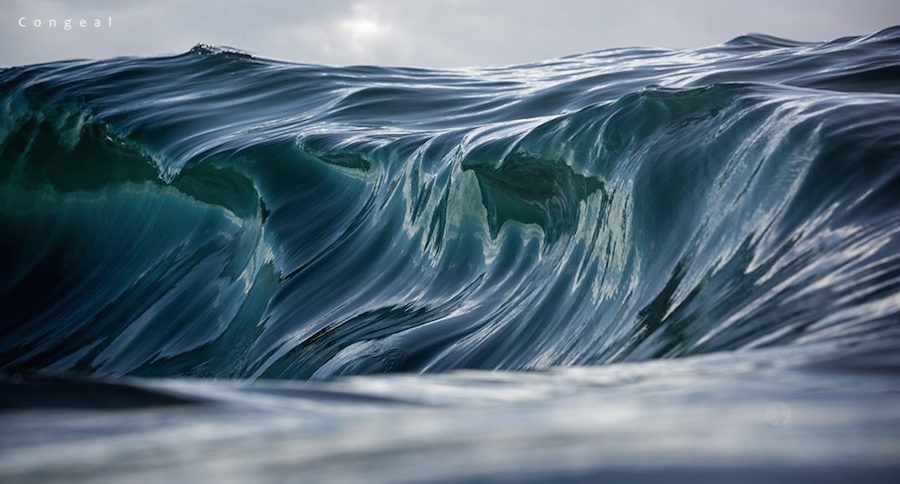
2 27 900 380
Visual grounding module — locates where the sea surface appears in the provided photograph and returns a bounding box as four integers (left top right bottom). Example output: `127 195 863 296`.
2 27 900 482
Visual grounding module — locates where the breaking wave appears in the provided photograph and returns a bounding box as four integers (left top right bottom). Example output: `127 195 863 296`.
3 28 900 380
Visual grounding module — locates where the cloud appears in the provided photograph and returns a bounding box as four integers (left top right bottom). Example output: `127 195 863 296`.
1 0 898 67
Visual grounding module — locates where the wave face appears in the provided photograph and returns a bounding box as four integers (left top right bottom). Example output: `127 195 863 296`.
2 28 900 381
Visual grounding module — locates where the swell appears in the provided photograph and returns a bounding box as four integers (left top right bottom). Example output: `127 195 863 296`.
2 28 900 379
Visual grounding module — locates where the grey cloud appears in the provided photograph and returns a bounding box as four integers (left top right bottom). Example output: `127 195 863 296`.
1 0 899 68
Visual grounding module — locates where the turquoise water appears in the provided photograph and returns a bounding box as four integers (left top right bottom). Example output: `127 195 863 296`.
2 27 900 482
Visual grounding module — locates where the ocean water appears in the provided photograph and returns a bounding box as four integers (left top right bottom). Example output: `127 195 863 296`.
2 27 900 482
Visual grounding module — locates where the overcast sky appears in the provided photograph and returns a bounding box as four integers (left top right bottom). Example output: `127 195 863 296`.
2 0 899 68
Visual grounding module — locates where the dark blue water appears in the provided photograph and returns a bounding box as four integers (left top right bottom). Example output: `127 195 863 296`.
2 27 900 482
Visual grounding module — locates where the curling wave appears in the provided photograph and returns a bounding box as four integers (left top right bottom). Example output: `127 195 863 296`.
2 28 900 380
